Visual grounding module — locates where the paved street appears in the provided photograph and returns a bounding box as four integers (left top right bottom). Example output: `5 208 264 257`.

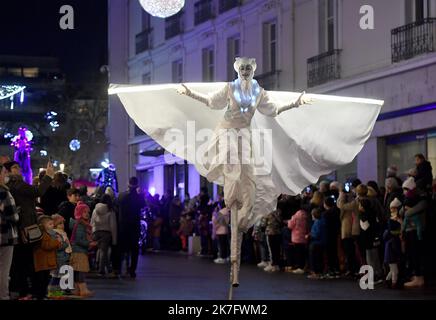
88 252 436 300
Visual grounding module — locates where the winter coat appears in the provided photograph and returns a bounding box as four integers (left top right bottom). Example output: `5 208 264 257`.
198 213 210 236
323 206 341 245
213 208 230 235
337 193 360 238
415 160 433 189
54 228 71 267
359 207 381 250
265 210 282 236
117 189 146 239
58 201 76 238
178 216 194 236
91 203 117 245
70 219 92 254
310 218 327 246
40 185 68 216
33 231 61 272
383 219 402 264
152 216 163 238
7 174 52 230
287 210 308 244
400 197 427 240
0 185 19 246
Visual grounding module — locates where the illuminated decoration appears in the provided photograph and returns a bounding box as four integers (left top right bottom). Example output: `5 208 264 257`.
40 150 48 157
69 139 81 151
10 127 33 184
0 85 26 101
45 111 59 132
4 132 14 139
96 162 118 194
138 0 184 18
148 186 156 196
49 121 59 132
45 111 58 120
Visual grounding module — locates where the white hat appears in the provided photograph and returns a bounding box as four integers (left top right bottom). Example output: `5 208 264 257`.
390 197 402 209
233 57 257 73
402 177 416 190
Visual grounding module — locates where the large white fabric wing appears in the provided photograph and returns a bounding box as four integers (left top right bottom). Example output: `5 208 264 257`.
109 83 383 195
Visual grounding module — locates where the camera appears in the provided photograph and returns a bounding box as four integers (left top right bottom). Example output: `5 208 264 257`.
344 182 351 193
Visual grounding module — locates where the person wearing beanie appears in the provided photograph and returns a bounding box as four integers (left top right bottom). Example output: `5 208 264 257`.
384 177 403 222
69 202 97 297
383 198 403 289
47 214 72 298
91 194 117 276
33 215 61 299
402 177 416 192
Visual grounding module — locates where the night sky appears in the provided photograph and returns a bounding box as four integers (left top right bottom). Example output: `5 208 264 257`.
0 0 108 84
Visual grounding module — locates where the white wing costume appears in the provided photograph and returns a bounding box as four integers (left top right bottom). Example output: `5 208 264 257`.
109 57 383 289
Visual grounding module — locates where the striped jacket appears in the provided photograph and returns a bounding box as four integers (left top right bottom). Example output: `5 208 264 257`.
0 185 19 246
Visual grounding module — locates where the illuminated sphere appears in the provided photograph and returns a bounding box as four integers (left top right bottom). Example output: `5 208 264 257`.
69 139 81 151
139 0 184 18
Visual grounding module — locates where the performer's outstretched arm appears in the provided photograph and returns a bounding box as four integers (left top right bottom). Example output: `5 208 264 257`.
177 84 229 109
277 91 313 115
258 90 313 117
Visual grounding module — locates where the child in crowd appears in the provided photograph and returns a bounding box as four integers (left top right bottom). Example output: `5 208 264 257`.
307 208 326 279
253 216 270 268
264 209 283 272
178 213 194 252
48 214 72 297
401 177 423 241
198 210 211 256
33 215 61 299
212 207 230 264
287 209 309 274
70 202 97 297
384 198 402 289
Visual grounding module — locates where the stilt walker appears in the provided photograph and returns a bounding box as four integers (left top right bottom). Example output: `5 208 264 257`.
109 57 383 298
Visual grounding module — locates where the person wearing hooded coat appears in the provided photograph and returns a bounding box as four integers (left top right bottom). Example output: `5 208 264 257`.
91 194 117 276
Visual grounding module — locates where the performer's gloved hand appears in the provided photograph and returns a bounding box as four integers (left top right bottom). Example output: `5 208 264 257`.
277 91 314 115
294 91 314 107
177 83 191 96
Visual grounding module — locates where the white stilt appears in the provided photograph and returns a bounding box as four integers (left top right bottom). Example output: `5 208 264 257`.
228 204 243 300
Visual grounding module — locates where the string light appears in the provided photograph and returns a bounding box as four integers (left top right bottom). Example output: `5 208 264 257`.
138 0 185 18
0 85 26 101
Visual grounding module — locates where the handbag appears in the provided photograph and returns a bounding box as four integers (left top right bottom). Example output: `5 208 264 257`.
21 224 43 244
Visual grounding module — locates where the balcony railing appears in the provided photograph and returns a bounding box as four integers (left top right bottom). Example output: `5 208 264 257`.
307 49 341 88
256 70 281 90
165 12 183 40
391 18 436 63
219 0 241 14
135 29 153 54
195 0 214 25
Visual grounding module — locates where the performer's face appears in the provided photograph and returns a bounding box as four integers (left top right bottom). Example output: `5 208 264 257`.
239 64 253 80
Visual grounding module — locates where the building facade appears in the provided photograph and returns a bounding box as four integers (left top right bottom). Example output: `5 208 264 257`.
108 0 436 197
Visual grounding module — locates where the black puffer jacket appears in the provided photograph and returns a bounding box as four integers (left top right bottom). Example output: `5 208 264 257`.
7 174 52 229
